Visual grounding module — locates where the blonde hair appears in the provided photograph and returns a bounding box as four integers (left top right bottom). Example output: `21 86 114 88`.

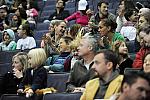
28 48 47 67
12 52 29 72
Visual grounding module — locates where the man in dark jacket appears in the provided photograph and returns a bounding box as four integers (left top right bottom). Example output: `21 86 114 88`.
48 0 70 21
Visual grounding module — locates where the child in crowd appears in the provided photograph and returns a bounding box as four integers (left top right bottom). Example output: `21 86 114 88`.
45 36 73 72
0 52 28 95
112 40 133 74
17 48 47 97
16 23 36 50
0 29 16 51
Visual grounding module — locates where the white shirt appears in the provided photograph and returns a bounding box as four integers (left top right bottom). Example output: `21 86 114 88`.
16 36 36 50
120 26 136 41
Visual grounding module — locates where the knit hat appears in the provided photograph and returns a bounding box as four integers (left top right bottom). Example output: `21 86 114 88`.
78 0 88 10
3 29 15 41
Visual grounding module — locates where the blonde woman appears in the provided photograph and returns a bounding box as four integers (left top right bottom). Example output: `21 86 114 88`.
1 52 28 94
17 48 47 98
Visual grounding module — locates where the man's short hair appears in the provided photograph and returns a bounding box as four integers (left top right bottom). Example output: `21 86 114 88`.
121 71 150 92
97 0 109 7
97 49 119 70
82 33 100 53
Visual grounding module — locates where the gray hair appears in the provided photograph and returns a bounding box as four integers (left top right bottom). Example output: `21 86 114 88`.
82 33 100 53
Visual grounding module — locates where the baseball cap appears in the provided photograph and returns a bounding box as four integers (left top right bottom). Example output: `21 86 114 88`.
78 0 88 10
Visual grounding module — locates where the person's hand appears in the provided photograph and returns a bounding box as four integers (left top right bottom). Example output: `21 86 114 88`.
73 87 85 93
17 89 24 94
99 36 110 48
13 68 23 79
64 20 68 24
25 89 34 98
86 9 94 17
117 6 125 17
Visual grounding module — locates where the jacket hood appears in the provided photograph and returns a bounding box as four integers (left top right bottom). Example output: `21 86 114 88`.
3 29 15 40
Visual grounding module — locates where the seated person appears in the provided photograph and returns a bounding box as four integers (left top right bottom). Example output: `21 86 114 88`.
0 29 16 51
16 23 36 50
80 50 123 99
109 71 150 100
0 52 28 95
45 36 73 72
17 48 47 98
111 40 133 74
48 0 70 21
66 33 99 92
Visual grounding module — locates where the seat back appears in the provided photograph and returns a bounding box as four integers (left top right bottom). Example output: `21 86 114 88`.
0 63 11 75
43 92 82 100
47 73 70 92
0 94 27 100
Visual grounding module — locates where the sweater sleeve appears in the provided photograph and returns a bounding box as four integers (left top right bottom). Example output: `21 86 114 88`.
132 49 144 68
64 12 77 22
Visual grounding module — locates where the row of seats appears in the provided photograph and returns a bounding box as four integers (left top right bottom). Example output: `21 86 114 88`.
0 92 82 100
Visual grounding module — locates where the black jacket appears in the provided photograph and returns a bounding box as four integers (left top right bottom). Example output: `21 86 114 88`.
48 9 70 21
18 66 47 91
0 72 23 94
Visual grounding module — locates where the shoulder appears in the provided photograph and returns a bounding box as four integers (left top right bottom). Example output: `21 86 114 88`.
86 78 99 86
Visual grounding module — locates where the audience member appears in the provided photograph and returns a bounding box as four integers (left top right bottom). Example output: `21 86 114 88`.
45 36 73 72
0 5 8 31
116 0 135 32
133 26 150 68
120 9 138 41
143 52 150 73
16 23 36 50
0 29 16 51
0 52 28 94
109 71 150 100
98 18 125 49
80 50 123 99
66 33 99 93
112 40 133 74
89 0 116 29
48 0 70 21
17 48 47 98
65 0 93 26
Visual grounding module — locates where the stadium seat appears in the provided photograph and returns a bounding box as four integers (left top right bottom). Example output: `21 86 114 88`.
0 50 20 63
47 73 70 92
0 94 27 100
43 92 82 100
34 30 49 40
0 63 11 75
0 94 42 100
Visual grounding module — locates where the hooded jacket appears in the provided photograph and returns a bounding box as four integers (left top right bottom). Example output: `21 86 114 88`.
0 29 16 51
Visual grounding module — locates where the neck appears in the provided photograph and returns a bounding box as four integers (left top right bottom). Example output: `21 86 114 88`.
22 34 27 39
117 94 127 100
83 53 95 64
102 71 112 82
107 31 114 42
56 8 60 14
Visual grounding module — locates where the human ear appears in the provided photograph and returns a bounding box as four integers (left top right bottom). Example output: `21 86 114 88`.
88 45 93 51
107 62 113 70
107 26 111 32
122 83 130 92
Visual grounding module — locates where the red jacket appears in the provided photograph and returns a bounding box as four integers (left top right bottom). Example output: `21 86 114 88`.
132 47 150 68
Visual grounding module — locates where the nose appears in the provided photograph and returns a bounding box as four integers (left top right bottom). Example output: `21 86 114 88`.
12 62 15 67
141 91 147 99
91 63 96 69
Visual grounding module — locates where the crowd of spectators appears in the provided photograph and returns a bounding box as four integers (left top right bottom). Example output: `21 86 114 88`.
0 0 150 100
